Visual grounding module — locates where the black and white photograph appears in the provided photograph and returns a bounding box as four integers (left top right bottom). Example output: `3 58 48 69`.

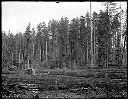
2 1 127 98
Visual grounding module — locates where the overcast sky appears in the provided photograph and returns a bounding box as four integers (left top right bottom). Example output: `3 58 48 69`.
2 2 127 35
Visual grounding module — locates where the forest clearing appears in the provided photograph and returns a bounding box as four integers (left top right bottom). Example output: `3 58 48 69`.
2 66 127 98
2 1 127 99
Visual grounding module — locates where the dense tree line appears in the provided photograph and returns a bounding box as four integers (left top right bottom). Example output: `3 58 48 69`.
2 3 127 70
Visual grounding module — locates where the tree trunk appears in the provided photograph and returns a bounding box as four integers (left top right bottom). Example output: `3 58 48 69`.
87 39 88 65
46 40 48 68
93 22 96 67
19 52 21 63
74 60 77 70
46 40 47 62
40 46 41 62
27 57 30 69
90 2 94 67
12 52 13 63
33 43 34 58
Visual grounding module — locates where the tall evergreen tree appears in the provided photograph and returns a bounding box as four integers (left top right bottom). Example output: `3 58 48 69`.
92 11 98 66
79 16 88 68
58 17 69 69
85 12 91 65
97 10 111 68
36 22 48 62
23 23 32 68
69 17 80 69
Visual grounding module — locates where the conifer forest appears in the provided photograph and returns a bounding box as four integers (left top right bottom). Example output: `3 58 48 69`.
2 2 127 98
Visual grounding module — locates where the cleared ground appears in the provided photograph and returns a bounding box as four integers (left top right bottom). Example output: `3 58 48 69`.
2 68 127 98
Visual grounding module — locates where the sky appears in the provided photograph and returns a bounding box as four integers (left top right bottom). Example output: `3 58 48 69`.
2 1 127 35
